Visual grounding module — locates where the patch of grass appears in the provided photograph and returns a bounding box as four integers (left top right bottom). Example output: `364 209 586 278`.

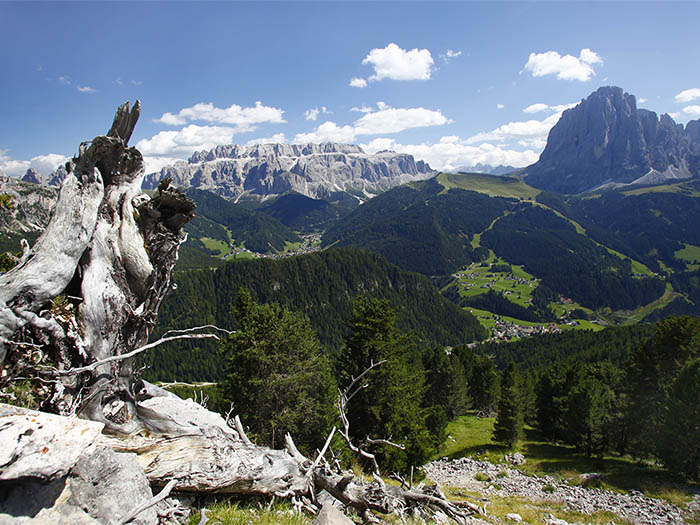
675 243 700 264
201 237 231 257
436 172 540 200
440 416 699 505
475 472 490 482
483 495 630 525
189 500 312 525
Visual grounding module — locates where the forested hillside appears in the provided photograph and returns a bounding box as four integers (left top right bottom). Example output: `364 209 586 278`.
143 247 487 381
322 177 518 275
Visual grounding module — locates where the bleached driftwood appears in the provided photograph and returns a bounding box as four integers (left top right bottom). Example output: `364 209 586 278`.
0 102 477 523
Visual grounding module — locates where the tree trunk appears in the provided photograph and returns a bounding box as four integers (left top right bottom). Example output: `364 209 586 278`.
0 102 476 523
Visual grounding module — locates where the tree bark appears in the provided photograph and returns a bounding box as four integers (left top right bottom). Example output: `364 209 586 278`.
0 102 476 523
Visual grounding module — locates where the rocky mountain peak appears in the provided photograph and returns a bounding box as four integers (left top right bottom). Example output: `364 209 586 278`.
21 168 43 185
525 86 700 194
143 143 434 201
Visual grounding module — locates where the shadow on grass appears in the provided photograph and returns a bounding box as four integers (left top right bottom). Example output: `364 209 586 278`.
445 443 509 461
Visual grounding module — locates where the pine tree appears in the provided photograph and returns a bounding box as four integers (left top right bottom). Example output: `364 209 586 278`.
659 358 700 479
492 362 523 448
335 296 434 472
219 289 336 453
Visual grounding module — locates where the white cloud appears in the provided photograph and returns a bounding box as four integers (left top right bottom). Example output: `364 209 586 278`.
77 85 97 94
114 77 124 86
143 156 183 174
154 101 285 131
0 151 68 178
361 137 538 172
131 80 143 86
675 88 700 103
466 111 565 149
523 48 603 81
497 104 505 110
523 102 577 114
57 76 71 85
638 97 648 104
349 77 368 88
135 125 235 157
523 103 549 114
294 121 357 144
304 106 328 121
354 107 451 135
294 103 451 143
246 133 287 146
361 43 434 82
350 105 374 113
668 112 682 120
683 105 700 118
441 49 462 63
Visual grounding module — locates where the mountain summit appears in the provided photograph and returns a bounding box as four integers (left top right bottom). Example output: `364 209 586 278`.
142 143 434 201
525 86 700 194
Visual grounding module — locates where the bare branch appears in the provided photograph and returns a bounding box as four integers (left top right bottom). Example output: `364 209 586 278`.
307 426 336 476
234 415 253 446
365 436 405 451
118 478 177 525
53 333 220 376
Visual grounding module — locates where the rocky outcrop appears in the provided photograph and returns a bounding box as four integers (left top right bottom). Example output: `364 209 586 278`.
525 86 700 194
142 143 434 200
48 164 70 187
0 404 164 524
424 456 694 525
0 176 57 234
21 169 43 185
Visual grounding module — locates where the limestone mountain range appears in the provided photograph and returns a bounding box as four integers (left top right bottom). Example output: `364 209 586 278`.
141 143 435 201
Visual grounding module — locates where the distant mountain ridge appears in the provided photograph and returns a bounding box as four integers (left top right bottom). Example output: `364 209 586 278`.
525 86 700 194
142 143 434 201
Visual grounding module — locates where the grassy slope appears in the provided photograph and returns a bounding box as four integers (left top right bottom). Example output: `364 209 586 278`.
434 173 669 329
437 415 698 512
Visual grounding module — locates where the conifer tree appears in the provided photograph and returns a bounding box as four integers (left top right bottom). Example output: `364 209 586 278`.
219 289 336 453
335 296 434 472
492 362 524 448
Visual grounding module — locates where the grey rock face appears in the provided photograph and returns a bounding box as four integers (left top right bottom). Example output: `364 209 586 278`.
525 86 700 194
0 175 57 234
142 143 435 200
48 164 70 187
312 503 355 525
21 169 43 185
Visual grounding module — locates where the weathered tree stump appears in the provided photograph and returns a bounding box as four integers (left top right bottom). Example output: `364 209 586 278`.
0 102 477 523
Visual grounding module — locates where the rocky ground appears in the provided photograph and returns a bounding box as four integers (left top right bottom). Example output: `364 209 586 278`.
423 456 700 525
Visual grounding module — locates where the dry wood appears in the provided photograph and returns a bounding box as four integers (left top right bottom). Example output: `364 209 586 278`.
0 101 479 524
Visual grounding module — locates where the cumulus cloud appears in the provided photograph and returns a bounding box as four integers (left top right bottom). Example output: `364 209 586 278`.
154 101 285 131
523 48 603 81
497 104 505 110
466 110 566 149
349 77 368 88
441 49 462 63
361 137 539 172
246 133 287 146
638 97 648 104
523 102 576 114
143 156 184 174
354 106 451 135
135 125 235 157
294 122 357 144
350 105 374 113
675 88 700 103
57 76 71 85
294 103 451 144
77 85 97 93
683 105 700 118
361 43 434 82
0 151 68 178
304 106 328 121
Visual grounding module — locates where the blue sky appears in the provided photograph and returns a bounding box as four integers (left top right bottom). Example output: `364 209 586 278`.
2 1 699 177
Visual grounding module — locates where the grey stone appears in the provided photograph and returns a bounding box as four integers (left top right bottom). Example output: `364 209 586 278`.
505 512 522 522
312 503 354 525
525 86 700 194
142 142 434 201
